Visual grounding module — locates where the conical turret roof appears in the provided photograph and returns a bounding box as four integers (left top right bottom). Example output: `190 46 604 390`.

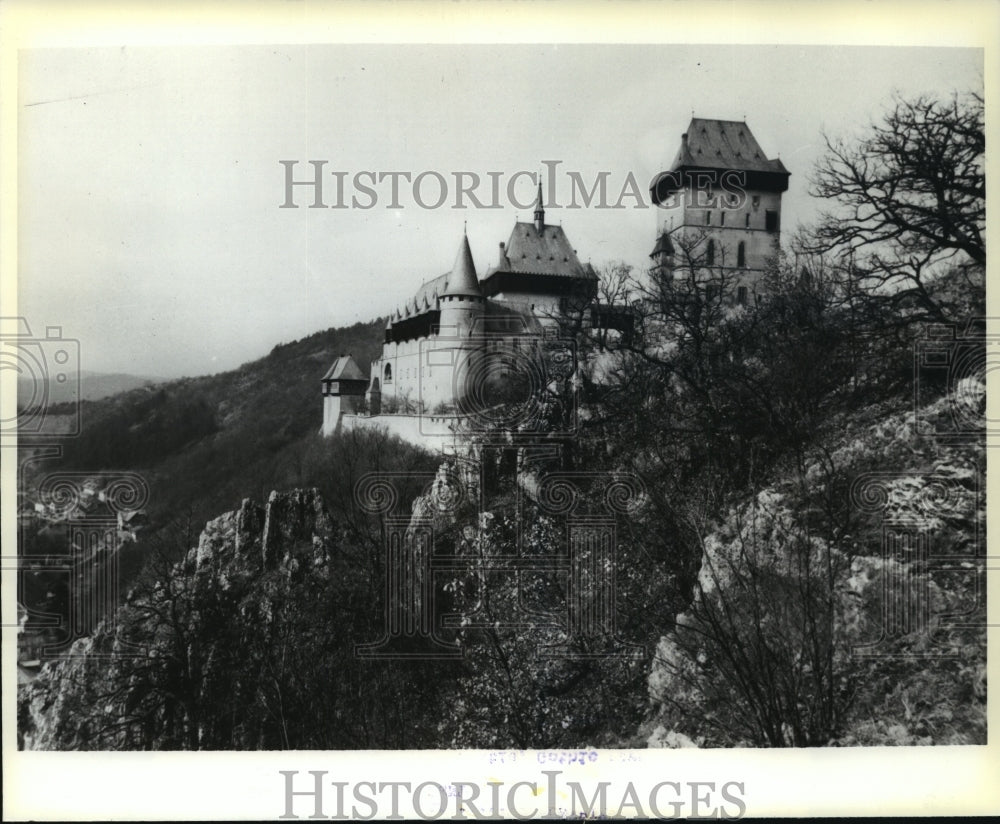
651 231 675 257
322 354 366 382
443 232 481 297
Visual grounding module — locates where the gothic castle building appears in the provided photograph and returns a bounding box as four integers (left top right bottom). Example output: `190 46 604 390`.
322 118 787 439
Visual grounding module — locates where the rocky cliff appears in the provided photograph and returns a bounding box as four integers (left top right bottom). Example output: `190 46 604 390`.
19 488 347 750
645 380 987 747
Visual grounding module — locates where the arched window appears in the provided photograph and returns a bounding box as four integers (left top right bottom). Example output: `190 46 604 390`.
737 241 746 268
706 239 715 266
384 363 392 383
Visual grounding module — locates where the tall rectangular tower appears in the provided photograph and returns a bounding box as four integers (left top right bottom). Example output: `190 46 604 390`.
649 118 790 302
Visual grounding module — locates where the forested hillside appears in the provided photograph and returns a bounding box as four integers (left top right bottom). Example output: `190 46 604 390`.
24 319 385 527
17 319 392 657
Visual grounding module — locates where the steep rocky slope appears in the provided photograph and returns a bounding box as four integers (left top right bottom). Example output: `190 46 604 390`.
645 379 987 747
18 381 987 750
21 489 352 750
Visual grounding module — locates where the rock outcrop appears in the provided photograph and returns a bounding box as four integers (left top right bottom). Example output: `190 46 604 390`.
19 488 339 750
645 382 987 748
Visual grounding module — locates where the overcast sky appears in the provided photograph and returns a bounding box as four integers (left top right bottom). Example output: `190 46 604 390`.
18 44 982 379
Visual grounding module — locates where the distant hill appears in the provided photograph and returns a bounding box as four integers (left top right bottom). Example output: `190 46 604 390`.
18 371 163 405
19 318 390 549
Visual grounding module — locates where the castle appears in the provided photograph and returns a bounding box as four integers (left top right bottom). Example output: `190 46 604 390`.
322 117 788 441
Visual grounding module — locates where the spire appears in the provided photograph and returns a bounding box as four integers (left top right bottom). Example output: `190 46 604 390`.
444 232 481 297
533 179 545 233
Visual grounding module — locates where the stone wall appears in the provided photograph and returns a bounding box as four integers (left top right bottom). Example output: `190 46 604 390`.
341 413 458 452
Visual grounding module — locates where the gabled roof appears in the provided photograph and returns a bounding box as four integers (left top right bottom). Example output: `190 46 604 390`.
488 222 595 280
322 355 366 382
670 118 788 175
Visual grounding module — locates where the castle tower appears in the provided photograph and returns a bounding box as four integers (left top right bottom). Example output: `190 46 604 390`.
649 118 789 303
435 231 485 411
649 226 675 283
440 231 483 311
320 354 368 436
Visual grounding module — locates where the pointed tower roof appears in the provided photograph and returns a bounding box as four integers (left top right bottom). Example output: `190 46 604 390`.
671 118 788 175
443 232 482 297
651 231 675 258
322 354 366 382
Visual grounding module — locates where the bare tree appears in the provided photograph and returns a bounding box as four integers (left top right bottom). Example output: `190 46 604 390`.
801 91 984 323
650 468 858 747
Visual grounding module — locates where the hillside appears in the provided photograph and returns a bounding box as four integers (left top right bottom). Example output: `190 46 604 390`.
16 257 989 753
645 382 986 747
17 254 990 747
22 318 387 527
16 318 401 654
17 378 986 750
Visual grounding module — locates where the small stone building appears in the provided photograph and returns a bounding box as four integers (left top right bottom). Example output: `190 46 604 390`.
320 354 368 436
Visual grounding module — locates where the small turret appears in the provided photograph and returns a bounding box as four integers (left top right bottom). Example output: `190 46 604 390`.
433 231 487 409
650 229 675 277
320 354 368 436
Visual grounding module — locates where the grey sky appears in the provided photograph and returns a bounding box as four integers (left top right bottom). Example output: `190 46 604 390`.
18 44 982 378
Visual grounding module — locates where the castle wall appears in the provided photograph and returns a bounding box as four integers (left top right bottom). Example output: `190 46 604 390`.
676 188 782 272
321 393 363 436
341 412 457 451
371 332 487 413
